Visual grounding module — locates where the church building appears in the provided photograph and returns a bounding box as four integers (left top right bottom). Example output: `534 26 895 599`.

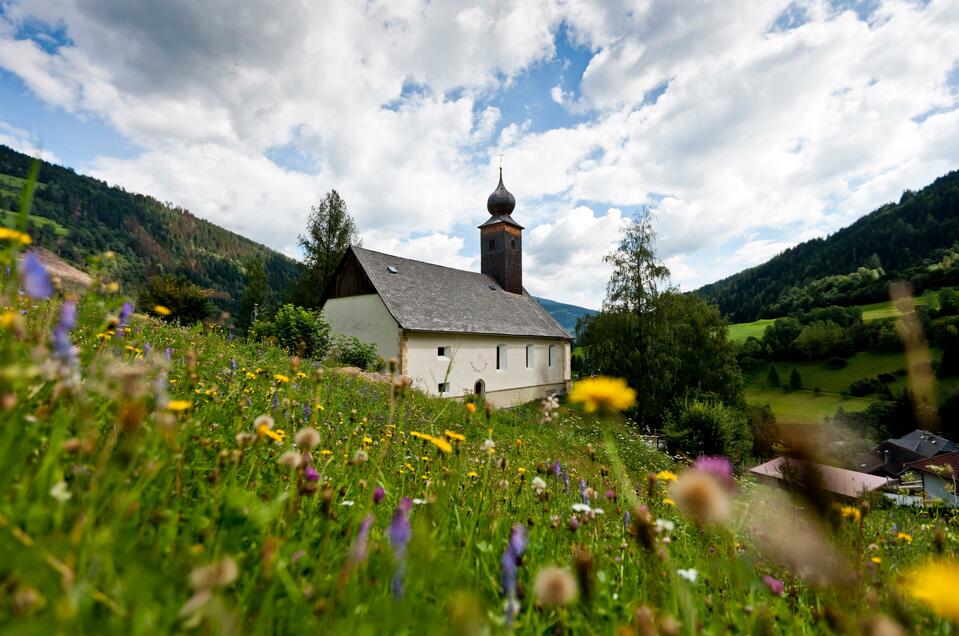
321 171 572 406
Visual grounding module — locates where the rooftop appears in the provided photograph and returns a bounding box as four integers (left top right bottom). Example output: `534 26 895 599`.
888 429 959 458
750 456 890 498
905 450 959 477
340 247 571 339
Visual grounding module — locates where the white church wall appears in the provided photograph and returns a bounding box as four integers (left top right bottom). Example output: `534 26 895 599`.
322 294 401 363
405 332 570 407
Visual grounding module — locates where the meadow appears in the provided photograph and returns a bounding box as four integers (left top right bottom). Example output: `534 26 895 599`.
0 255 958 634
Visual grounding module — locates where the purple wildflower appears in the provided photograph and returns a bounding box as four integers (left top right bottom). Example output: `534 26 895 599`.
164 347 173 361
230 358 237 373
624 510 631 532
501 546 518 596
20 252 53 299
144 342 152 355
580 478 589 506
51 300 78 370
304 465 320 482
272 393 279 410
552 460 561 478
303 402 310 420
508 524 527 558
501 523 527 627
762 575 784 596
388 498 412 598
563 469 569 494
349 515 374 566
117 302 133 336
694 455 735 489
373 486 386 505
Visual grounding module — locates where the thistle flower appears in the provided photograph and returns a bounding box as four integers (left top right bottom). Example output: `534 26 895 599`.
20 252 53 299
373 486 386 505
277 451 303 469
669 470 730 526
533 566 578 607
693 456 735 489
762 575 784 596
294 427 321 450
304 465 320 482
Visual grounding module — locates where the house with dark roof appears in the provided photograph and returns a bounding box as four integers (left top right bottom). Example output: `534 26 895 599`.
750 456 890 499
853 430 959 477
321 170 572 406
904 451 959 507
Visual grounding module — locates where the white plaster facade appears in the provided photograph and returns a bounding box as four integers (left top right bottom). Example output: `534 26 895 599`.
323 294 401 362
322 294 570 407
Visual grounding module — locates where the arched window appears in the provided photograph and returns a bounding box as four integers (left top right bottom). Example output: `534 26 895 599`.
474 379 485 395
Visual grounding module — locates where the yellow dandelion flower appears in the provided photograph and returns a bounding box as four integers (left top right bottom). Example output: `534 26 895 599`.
363 436 373 444
153 305 172 317
0 310 18 329
262 429 284 443
897 532 913 544
656 470 678 482
467 471 479 478
838 505 862 522
165 400 192 412
662 498 676 507
245 371 257 379
517 467 527 475
569 376 636 414
445 430 466 442
410 431 430 440
0 228 32 244
465 402 476 415
428 436 452 454
296 372 307 378
274 374 290 383
903 561 959 622
320 449 333 456
515 438 523 448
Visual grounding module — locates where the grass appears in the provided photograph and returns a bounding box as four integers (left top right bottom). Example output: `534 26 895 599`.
727 318 774 343
2 238 959 632
0 209 70 237
745 386 878 424
0 173 45 197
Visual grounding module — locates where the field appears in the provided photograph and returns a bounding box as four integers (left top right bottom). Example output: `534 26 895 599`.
727 318 774 343
3 243 959 633
0 173 46 196
744 386 878 424
0 210 70 237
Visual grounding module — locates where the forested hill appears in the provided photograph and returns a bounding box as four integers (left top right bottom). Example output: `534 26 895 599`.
697 170 959 322
534 297 597 334
0 144 300 313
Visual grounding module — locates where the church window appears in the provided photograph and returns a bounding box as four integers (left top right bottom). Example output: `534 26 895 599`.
437 346 451 360
438 382 450 394
488 238 495 250
548 345 557 368
526 345 534 368
496 344 507 370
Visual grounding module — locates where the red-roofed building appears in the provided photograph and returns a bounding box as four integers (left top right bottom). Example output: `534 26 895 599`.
750 456 890 499
904 451 959 507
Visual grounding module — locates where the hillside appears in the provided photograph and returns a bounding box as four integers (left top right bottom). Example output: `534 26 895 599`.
0 145 301 314
533 296 597 334
697 170 959 322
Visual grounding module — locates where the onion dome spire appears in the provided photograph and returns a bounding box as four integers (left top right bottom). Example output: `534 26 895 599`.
486 166 516 215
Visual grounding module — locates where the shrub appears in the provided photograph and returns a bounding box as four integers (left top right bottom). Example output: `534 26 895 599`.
849 377 882 397
331 335 382 371
663 397 752 463
789 367 802 390
138 274 214 324
766 364 780 387
249 304 331 359
826 357 847 369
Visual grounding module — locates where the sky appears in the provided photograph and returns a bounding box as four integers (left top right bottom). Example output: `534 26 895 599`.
1 0 958 310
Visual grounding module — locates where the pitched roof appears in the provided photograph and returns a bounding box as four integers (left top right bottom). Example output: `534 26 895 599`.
889 429 959 457
905 450 959 477
749 456 890 498
343 247 571 339
853 440 926 476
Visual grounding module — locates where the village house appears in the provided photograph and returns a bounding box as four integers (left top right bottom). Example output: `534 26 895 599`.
321 170 572 407
749 456 890 499
904 451 959 508
854 429 959 478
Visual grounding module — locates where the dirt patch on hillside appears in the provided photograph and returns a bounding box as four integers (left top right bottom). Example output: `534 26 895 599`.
25 248 93 291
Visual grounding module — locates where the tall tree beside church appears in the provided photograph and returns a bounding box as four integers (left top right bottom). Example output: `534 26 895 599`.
237 257 268 333
290 190 361 308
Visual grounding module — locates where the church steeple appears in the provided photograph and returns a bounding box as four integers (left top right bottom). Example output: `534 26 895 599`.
480 168 523 295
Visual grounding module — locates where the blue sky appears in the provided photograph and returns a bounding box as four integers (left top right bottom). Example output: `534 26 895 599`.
1 0 958 309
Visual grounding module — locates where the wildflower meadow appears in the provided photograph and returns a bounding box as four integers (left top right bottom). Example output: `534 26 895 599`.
2 239 959 633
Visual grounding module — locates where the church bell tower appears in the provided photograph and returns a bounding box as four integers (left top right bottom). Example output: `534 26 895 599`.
480 168 523 295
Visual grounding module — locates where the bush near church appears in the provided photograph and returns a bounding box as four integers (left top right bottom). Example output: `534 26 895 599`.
250 303 331 359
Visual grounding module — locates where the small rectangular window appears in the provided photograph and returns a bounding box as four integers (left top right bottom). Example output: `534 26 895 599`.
496 344 507 370
548 344 556 368
437 346 451 359
488 238 495 250
511 237 517 249
438 382 449 394
526 344 533 368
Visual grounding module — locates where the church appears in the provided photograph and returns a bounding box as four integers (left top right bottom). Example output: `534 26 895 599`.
320 171 572 406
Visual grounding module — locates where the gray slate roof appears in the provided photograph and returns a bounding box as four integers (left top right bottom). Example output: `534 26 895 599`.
351 247 571 339
889 429 959 458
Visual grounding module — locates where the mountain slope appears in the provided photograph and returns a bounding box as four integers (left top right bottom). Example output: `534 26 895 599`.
697 170 959 322
0 145 301 314
534 296 597 334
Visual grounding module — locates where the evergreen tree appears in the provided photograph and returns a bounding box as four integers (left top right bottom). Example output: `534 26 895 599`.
789 367 802 390
767 364 781 388
290 190 361 308
237 257 268 333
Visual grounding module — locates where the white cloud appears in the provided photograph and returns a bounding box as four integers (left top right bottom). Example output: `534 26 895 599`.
0 120 60 163
0 0 957 310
